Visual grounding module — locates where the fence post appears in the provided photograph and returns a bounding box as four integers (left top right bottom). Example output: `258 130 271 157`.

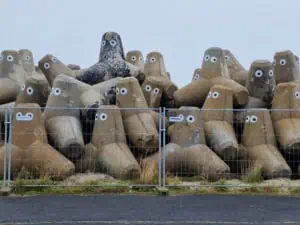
158 107 166 188
162 107 166 187
3 109 8 187
7 107 12 187
158 107 162 187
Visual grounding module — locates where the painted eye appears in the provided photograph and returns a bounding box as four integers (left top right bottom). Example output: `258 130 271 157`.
250 115 258 123
116 87 120 95
110 40 117 46
51 57 58 63
145 85 152 92
95 114 99 120
280 59 287 66
177 114 185 122
44 62 50 70
194 73 200 80
99 113 108 121
207 91 212 98
153 88 160 95
210 56 218 63
295 91 300 99
120 87 128 96
101 40 106 47
225 55 230 62
245 116 250 123
150 57 156 63
204 54 210 61
54 88 61 96
7 55 14 62
212 91 220 99
26 87 34 95
268 70 274 77
131 56 137 62
0 55 3 60
255 70 263 77
25 56 31 61
186 115 195 123
21 84 25 91
26 113 33 119
16 112 22 118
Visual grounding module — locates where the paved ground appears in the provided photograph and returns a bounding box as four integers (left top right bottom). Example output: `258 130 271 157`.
0 194 300 225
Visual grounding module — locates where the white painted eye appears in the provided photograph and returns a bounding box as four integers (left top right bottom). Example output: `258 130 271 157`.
207 91 212 98
102 40 106 47
21 84 25 91
280 59 287 66
255 70 263 78
245 116 250 123
131 56 137 62
54 88 61 96
110 40 117 46
7 55 14 62
99 113 108 121
212 91 220 99
153 88 160 95
145 85 152 92
26 113 34 119
95 114 99 120
204 54 210 61
51 57 58 63
16 112 22 119
268 70 274 77
250 115 258 123
272 60 276 66
44 62 50 70
295 91 300 99
210 56 218 63
177 114 185 122
194 73 200 80
0 55 3 60
150 57 156 63
225 55 230 62
26 87 34 95
25 56 31 61
186 115 195 123
116 87 120 95
120 87 128 96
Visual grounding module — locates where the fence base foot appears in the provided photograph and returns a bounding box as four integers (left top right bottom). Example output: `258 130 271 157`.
156 187 169 196
0 187 11 196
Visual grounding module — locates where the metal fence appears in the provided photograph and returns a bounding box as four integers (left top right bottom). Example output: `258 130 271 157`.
1 106 300 189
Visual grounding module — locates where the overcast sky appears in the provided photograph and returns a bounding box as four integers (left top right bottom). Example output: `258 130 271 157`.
1 0 300 87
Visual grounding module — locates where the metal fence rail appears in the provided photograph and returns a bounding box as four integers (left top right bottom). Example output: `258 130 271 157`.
1 106 300 189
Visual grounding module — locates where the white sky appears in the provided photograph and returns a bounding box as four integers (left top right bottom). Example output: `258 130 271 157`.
1 0 300 87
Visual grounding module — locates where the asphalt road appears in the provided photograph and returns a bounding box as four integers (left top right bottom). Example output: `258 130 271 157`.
0 194 300 225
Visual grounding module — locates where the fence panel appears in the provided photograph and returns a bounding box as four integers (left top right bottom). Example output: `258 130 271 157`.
7 106 161 188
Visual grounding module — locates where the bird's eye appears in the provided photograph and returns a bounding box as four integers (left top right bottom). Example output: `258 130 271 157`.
145 85 152 92
120 87 128 96
204 54 210 62
116 87 120 95
54 88 61 96
186 115 195 123
280 59 287 66
110 40 117 46
250 115 258 123
101 40 106 47
225 55 230 62
295 91 300 99
212 91 220 99
211 56 218 63
99 113 108 121
194 73 200 80
44 62 50 70
245 116 250 123
7 55 14 62
51 57 58 63
26 87 34 96
150 57 156 63
153 88 160 95
255 70 263 78
131 56 137 62
268 70 274 77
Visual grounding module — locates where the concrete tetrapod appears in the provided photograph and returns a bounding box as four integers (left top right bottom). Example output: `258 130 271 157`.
78 106 141 179
241 109 291 179
0 103 74 180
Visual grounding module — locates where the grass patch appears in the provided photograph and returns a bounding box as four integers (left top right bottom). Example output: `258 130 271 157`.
214 180 228 192
242 167 263 184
